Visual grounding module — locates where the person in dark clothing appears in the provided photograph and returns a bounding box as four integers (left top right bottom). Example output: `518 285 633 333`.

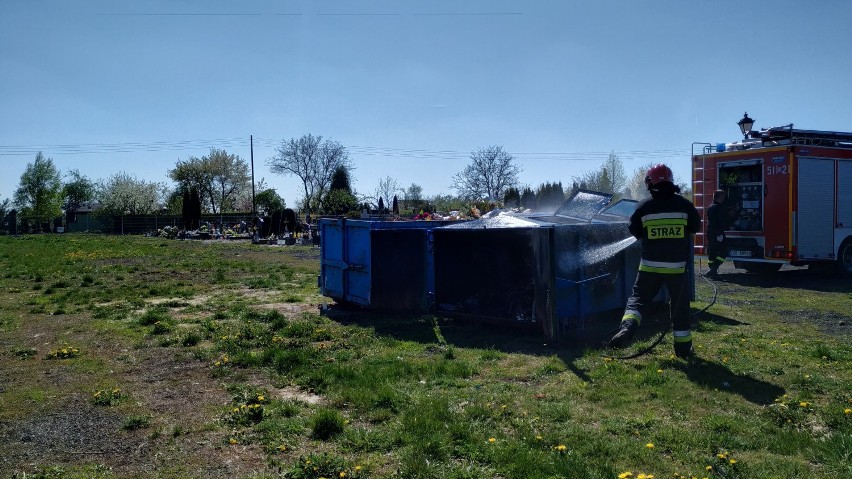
609 164 702 358
704 189 736 279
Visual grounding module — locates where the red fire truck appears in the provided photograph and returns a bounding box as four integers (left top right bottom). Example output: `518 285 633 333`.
692 124 852 276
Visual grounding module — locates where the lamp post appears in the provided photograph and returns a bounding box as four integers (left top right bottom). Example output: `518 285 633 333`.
737 112 755 139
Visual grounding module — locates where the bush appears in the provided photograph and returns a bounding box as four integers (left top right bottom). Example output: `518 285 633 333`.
310 407 345 440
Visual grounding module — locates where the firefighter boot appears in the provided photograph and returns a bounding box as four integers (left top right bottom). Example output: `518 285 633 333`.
674 340 694 359
608 319 638 349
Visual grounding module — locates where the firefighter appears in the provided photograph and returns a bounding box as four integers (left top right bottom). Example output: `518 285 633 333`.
704 189 736 279
609 164 701 358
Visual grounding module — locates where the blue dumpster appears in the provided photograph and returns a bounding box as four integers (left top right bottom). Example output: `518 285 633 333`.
319 191 694 340
432 192 692 340
319 218 453 311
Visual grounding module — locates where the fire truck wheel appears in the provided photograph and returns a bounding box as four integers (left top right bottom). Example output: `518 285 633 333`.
839 238 852 277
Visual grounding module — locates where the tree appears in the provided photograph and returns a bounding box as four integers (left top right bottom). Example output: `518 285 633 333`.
451 145 521 201
255 188 285 216
625 162 690 200
0 198 13 235
503 187 521 209
207 148 250 214
0 198 10 222
626 163 655 200
404 183 424 213
329 166 353 193
520 187 536 210
322 189 358 215
169 148 250 214
188 187 202 229
169 156 214 211
404 183 423 202
96 172 161 216
267 134 351 213
431 194 466 214
535 182 565 211
62 169 94 222
321 165 358 215
573 151 627 197
374 176 402 209
14 152 63 226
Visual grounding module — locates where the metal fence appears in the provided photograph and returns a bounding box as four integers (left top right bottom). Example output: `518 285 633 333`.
1 212 260 235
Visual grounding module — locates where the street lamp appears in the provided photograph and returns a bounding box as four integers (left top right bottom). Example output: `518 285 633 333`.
737 112 755 139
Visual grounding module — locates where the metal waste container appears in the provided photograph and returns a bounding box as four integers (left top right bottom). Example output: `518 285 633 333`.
319 218 452 311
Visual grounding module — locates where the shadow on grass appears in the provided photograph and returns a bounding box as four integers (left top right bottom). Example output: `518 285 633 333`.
324 300 760 386
718 267 852 293
695 310 749 328
673 357 785 405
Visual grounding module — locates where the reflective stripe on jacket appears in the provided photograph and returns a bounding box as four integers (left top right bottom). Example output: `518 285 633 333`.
629 192 701 273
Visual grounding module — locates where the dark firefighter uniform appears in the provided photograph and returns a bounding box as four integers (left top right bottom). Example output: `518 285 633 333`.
610 167 701 358
705 193 734 277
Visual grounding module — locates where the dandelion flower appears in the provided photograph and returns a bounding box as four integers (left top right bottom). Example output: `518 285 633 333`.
229 438 237 444
705 465 713 471
646 443 654 449
535 435 543 441
618 472 633 479
340 472 346 478
729 459 737 465
717 453 727 459
258 395 265 401
355 466 362 471
799 401 810 407
657 369 664 374
488 437 496 443
276 445 286 452
555 444 567 452
844 408 851 414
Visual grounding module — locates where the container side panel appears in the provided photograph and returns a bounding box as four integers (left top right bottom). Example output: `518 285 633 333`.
344 223 373 304
319 220 345 298
372 230 428 311
433 229 540 325
553 223 639 334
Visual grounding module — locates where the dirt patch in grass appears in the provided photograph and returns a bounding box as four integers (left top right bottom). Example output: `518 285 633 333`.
0 396 143 466
0 313 275 477
776 309 852 337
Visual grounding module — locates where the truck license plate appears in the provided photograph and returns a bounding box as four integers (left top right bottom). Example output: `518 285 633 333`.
728 250 752 257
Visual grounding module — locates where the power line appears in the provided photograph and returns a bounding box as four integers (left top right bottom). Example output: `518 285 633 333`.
0 138 690 163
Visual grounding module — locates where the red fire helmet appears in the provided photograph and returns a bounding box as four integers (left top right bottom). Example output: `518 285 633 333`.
645 164 674 187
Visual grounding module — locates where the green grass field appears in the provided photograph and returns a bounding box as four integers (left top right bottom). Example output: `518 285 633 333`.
0 234 850 479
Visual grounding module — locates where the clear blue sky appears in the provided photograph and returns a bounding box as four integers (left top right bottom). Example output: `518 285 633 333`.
2 0 851 207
